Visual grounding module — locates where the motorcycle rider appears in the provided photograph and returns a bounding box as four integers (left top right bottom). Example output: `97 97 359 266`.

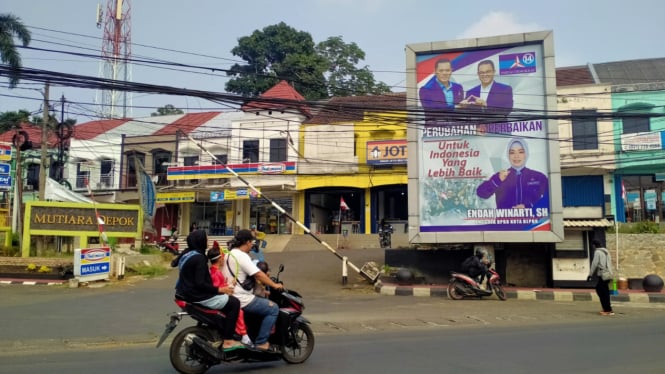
250 224 266 263
461 248 491 290
174 229 245 352
223 229 284 352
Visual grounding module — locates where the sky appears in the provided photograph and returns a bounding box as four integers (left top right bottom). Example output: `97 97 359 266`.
2 0 665 120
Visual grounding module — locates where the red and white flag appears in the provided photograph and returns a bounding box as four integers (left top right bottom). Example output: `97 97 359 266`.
340 197 349 210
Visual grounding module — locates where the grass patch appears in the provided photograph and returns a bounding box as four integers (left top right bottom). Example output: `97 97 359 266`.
127 263 168 277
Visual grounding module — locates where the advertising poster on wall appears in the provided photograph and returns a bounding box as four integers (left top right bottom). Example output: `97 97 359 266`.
416 42 551 232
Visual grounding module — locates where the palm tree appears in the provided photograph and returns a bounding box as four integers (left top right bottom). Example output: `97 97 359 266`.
0 13 31 88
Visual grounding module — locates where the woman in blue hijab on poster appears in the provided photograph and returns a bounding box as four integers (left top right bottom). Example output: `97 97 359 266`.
476 137 548 211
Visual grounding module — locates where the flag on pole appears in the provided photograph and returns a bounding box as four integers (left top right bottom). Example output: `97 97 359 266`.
340 197 349 210
621 180 626 201
135 158 157 234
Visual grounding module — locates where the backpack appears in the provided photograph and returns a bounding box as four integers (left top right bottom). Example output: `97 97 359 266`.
461 256 476 273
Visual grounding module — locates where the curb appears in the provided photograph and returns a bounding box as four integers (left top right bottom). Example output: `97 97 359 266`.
0 278 67 286
376 283 665 303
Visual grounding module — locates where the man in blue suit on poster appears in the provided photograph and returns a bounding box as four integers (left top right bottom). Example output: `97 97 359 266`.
460 59 513 117
419 58 464 123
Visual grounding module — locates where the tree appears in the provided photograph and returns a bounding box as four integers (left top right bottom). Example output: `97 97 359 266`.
226 23 389 100
0 14 32 88
151 104 184 116
0 109 30 132
316 36 391 97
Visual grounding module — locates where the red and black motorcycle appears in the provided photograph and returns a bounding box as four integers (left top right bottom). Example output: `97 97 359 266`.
158 233 181 255
156 264 314 374
447 267 507 301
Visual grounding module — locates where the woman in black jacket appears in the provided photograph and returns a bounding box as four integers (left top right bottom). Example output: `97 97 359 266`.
174 229 244 351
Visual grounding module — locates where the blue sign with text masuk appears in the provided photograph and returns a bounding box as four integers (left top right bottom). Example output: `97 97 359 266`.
0 175 11 189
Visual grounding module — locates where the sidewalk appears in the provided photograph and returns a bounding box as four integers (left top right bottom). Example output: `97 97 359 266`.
376 279 665 304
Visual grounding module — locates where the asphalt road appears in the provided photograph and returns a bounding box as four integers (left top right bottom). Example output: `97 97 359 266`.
3 318 665 374
1 248 665 356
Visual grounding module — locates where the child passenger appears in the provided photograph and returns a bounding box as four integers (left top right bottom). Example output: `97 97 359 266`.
208 245 252 345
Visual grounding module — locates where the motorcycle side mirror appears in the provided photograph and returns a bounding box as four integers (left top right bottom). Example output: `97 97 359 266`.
278 264 285 272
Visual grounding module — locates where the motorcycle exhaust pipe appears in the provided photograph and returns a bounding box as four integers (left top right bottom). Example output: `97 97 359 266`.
185 334 223 360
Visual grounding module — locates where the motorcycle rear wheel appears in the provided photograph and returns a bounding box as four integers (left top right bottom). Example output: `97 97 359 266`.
282 322 315 364
169 326 214 374
493 283 507 301
447 280 465 300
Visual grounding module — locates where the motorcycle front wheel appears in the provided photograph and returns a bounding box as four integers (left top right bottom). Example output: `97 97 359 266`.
282 322 315 364
169 326 214 374
447 280 465 300
493 283 507 301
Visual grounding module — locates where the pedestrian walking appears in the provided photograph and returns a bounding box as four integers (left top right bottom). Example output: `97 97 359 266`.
587 239 614 316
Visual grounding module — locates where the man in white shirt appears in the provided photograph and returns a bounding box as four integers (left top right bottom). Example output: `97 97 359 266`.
223 229 284 351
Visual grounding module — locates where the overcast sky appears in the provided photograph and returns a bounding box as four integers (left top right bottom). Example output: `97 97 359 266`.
2 0 664 120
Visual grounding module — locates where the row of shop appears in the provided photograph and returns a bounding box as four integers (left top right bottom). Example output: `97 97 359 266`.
150 184 408 240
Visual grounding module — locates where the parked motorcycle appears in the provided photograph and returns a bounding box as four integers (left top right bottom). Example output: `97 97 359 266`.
378 224 393 249
447 267 507 301
157 264 314 374
158 233 180 255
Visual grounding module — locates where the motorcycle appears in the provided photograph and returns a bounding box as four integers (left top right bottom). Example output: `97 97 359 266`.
158 233 180 255
447 267 507 301
378 224 393 249
156 264 314 374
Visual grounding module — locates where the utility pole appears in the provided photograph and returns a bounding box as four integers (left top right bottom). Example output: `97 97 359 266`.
39 83 50 200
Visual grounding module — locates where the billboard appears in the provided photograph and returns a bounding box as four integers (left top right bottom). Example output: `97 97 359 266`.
406 31 562 243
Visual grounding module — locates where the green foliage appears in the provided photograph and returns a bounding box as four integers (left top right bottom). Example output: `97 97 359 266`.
151 104 184 117
107 236 119 251
0 109 31 132
611 221 662 233
631 221 661 233
316 36 392 97
226 23 390 100
0 13 32 88
139 245 161 255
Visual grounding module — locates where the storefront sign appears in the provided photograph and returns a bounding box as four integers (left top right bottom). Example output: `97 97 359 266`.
29 206 139 232
621 132 663 151
0 143 12 161
167 162 296 180
156 191 196 203
211 188 261 201
366 140 407 165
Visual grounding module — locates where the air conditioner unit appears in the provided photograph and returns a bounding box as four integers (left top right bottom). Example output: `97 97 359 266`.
24 184 33 191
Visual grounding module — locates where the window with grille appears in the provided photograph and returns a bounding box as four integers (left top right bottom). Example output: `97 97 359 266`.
571 110 598 150
270 138 287 162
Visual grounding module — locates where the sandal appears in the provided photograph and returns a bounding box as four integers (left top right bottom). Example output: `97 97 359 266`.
222 341 246 352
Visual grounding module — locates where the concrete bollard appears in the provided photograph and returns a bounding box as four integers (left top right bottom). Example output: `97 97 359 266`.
69 278 79 288
342 256 348 285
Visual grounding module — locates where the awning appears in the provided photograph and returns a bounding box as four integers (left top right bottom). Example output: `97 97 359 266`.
45 178 94 203
563 219 613 228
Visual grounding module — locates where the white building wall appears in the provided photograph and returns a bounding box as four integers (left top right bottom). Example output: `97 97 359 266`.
557 84 615 175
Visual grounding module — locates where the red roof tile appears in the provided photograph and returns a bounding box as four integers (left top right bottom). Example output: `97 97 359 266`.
556 66 595 87
73 118 131 140
304 93 406 124
153 112 221 136
241 80 310 116
0 122 61 147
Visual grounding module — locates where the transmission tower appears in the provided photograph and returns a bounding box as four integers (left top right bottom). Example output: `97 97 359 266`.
95 0 132 119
